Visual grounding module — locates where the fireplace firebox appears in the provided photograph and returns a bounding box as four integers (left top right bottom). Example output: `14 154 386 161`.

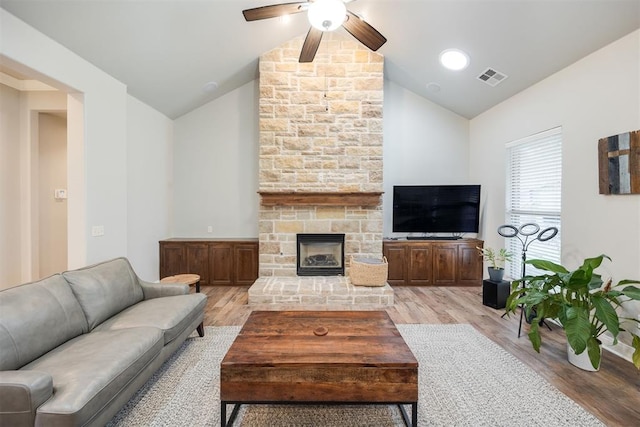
297 234 345 276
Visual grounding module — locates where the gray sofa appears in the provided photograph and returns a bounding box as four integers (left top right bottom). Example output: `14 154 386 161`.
0 257 207 427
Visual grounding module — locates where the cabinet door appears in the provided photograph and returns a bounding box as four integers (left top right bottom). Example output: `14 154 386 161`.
235 243 259 286
186 243 210 286
407 244 433 286
383 243 406 286
159 243 186 278
432 244 457 285
210 243 233 285
457 242 483 285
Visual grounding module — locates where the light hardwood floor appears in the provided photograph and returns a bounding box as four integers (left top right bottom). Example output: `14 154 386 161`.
200 285 640 426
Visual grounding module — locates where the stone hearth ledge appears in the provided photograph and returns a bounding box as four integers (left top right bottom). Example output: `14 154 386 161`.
248 277 393 309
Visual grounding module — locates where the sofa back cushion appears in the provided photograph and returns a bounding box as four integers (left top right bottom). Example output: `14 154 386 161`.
0 275 88 370
63 258 144 330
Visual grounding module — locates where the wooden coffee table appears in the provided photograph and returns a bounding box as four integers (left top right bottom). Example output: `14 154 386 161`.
220 311 418 426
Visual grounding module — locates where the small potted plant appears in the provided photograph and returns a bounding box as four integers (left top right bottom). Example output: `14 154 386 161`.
505 255 640 371
477 247 513 282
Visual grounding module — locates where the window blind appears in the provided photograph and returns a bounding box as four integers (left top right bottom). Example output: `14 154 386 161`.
505 127 562 279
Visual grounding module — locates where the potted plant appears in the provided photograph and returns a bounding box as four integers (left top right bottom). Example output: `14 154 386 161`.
477 247 513 282
505 254 640 371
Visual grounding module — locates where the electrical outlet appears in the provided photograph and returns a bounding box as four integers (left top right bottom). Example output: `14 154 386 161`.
207 226 213 233
91 225 104 237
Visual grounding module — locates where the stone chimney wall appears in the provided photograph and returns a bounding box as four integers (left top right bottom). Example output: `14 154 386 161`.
258 33 384 277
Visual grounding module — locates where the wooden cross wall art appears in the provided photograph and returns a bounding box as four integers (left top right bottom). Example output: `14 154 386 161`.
598 130 640 195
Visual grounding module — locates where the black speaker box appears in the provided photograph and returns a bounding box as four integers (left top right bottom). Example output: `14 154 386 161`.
482 279 510 309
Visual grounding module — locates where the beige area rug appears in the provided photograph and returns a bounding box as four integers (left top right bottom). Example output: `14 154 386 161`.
106 325 603 426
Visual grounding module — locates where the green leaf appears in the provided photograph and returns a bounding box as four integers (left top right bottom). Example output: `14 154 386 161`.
565 270 592 291
528 319 542 353
564 306 591 354
591 294 620 337
633 336 640 369
605 290 623 298
521 293 546 306
586 337 602 370
526 259 568 274
581 254 610 271
587 274 604 291
618 279 640 286
505 288 526 313
621 285 640 301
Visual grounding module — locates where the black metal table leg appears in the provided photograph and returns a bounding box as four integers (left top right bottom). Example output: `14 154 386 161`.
221 402 241 427
223 401 413 426
398 402 417 427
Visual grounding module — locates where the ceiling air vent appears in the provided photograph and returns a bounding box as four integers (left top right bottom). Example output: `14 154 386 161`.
477 68 508 87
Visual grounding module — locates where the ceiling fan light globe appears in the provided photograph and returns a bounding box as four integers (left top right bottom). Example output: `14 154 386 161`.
308 0 346 32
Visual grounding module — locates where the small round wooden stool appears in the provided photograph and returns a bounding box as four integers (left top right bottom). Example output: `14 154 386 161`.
160 273 201 293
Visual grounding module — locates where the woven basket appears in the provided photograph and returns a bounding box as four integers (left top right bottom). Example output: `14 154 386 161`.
349 256 388 287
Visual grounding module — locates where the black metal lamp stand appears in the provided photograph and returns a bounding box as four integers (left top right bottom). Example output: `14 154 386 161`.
498 223 558 337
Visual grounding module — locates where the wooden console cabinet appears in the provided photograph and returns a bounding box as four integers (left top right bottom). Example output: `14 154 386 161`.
159 238 258 286
383 239 483 286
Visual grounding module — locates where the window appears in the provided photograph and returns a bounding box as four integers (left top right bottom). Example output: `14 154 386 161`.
505 127 562 280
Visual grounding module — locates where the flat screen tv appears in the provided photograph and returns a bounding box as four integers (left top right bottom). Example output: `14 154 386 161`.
392 185 481 234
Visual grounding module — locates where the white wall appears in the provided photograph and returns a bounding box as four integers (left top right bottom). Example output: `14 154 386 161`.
171 78 472 240
126 95 173 281
173 80 260 238
0 84 68 288
469 30 640 335
2 9 128 267
19 91 67 280
0 84 22 287
383 80 471 237
38 112 67 278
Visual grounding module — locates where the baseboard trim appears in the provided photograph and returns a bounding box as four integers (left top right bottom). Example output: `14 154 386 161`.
600 335 634 363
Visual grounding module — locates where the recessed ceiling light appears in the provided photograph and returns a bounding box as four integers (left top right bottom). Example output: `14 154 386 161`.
203 81 218 92
439 49 470 71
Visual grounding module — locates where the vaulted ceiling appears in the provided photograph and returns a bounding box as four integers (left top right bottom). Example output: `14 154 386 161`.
2 0 639 119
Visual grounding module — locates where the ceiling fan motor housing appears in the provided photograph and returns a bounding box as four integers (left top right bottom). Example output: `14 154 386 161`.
308 0 346 31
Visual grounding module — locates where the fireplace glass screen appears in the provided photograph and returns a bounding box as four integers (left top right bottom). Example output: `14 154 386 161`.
297 234 345 276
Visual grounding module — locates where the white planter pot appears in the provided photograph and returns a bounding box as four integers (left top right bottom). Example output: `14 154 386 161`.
566 342 601 371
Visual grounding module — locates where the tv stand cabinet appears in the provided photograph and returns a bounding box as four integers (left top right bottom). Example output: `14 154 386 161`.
383 239 483 286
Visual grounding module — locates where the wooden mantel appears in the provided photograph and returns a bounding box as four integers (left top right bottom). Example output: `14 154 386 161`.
258 191 383 207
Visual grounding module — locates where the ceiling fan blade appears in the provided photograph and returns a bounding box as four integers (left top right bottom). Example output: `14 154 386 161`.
342 10 387 51
242 2 308 21
299 27 323 63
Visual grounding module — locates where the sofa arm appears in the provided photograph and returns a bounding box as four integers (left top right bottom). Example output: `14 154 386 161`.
0 370 52 427
140 280 189 299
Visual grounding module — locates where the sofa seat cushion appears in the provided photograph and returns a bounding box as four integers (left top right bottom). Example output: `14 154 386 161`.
93 293 207 345
22 327 163 427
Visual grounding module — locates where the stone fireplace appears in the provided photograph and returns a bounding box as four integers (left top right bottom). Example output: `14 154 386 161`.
256 32 384 277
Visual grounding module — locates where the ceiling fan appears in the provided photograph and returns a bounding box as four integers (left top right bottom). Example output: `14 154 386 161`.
242 0 387 63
